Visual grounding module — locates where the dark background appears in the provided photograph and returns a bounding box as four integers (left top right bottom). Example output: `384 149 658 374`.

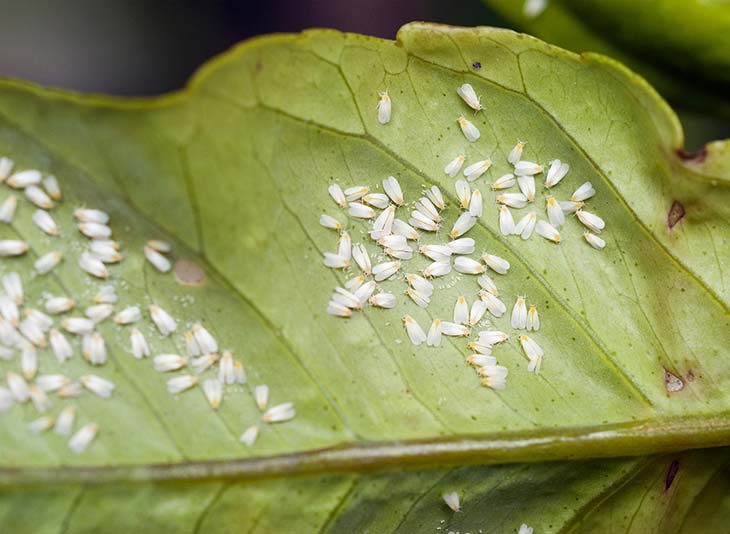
0 0 501 95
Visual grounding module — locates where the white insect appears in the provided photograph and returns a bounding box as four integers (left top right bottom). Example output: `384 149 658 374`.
571 181 596 202
482 253 510 274
348 202 376 219
492 173 516 190
478 330 509 345
480 364 508 390
450 212 476 239
0 157 14 180
86 304 113 323
406 287 430 308
426 186 445 211
80 374 115 398
319 214 341 231
328 184 347 208
583 231 606 250
130 328 150 359
32 210 58 236
514 161 544 176
145 246 171 273
456 83 484 112
0 240 28 257
546 196 565 227
218 351 236 384
514 212 537 240
535 220 561 243
54 406 76 436
114 306 141 325
508 141 526 165
442 491 460 512
427 319 442 347
499 206 515 236
576 209 605 233
255 384 270 411
511 296 528 329
422 261 451 278
82 332 107 365
149 305 177 335
263 402 296 423
448 238 475 255
545 159 569 188
455 179 471 209
43 175 61 200
454 296 469 324
454 257 485 275
469 299 488 326
240 425 259 446
362 193 389 209
519 335 544 373
377 90 391 124
560 200 585 214
519 524 534 534
326 301 351 318
167 375 198 394
191 354 218 374
527 305 540 331
62 317 95 336
202 379 223 410
6 371 29 401
0 195 17 223
68 423 99 453
382 176 404 206
372 261 401 282
517 175 536 202
35 374 70 393
480 290 506 317
74 208 110 224
2 272 22 304
403 315 426 346
469 190 483 217
90 241 122 263
49 329 73 362
7 169 41 189
338 232 352 260
78 222 112 240
368 292 397 308
78 252 109 278
457 116 480 142
323 252 349 269
147 240 171 253
477 273 498 295
29 416 55 435
497 193 528 209
463 159 492 182
344 186 369 202
444 154 465 177
419 244 451 263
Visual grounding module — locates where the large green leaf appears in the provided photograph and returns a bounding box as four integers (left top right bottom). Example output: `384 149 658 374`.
484 0 730 118
1 22 730 493
2 448 729 532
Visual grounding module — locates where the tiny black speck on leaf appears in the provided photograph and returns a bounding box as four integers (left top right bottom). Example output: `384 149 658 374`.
472 61 481 70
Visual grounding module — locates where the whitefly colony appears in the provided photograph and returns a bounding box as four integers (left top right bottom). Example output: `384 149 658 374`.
0 160 295 453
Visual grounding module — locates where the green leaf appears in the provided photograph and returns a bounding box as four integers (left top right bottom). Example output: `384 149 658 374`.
2 448 729 532
484 0 730 117
1 22 730 489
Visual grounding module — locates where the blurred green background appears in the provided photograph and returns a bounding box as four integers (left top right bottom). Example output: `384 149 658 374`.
0 0 725 150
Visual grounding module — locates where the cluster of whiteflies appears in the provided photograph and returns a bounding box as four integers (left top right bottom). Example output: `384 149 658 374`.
320 172 547 390
0 159 293 452
319 81 612 390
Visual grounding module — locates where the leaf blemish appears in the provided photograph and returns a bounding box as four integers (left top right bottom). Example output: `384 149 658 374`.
667 200 685 230
664 459 680 491
664 368 684 393
676 146 707 164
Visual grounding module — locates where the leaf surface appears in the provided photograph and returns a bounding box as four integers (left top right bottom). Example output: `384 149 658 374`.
0 23 729 485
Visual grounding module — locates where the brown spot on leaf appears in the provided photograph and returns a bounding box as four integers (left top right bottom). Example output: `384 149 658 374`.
173 260 206 287
665 460 680 491
676 146 707 164
667 201 685 230
686 370 695 382
664 368 684 393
